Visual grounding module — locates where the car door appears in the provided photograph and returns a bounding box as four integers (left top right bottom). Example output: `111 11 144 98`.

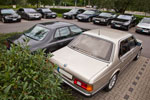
119 38 132 71
52 27 73 50
69 25 83 37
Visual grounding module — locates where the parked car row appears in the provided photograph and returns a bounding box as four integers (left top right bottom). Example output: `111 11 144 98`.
63 8 150 34
0 8 57 23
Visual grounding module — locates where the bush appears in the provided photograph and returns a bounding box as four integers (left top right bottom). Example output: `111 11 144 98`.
0 42 74 100
51 8 71 14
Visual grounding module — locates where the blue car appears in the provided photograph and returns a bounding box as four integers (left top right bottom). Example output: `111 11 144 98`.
77 9 100 22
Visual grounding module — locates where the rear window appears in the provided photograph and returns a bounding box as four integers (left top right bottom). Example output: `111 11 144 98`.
24 25 49 41
69 34 113 61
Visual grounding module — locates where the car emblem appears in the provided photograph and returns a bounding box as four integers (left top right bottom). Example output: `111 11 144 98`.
64 64 67 67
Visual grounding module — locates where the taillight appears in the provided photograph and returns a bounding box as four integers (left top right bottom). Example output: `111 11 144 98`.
5 41 10 49
74 78 93 91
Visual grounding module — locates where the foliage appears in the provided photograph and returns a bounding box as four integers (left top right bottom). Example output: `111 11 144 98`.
0 33 74 100
51 8 71 14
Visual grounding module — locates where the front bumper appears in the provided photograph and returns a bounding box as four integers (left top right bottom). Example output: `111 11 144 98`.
29 16 41 20
93 19 108 25
5 18 21 22
46 14 57 18
77 17 89 22
111 23 128 29
136 28 150 34
63 15 73 19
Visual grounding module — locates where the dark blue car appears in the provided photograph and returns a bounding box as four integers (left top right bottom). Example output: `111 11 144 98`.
77 9 100 22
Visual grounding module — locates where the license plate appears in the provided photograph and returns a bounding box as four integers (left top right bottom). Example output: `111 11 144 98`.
59 69 72 79
35 16 39 18
95 20 100 23
142 30 149 33
52 15 56 17
115 24 121 27
13 19 17 21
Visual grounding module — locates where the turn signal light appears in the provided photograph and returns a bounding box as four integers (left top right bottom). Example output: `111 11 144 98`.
74 78 93 91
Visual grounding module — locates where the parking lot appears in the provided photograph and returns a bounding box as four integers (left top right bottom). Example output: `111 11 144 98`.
0 18 150 100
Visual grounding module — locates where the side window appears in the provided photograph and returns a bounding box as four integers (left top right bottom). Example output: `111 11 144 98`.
59 27 70 37
128 36 137 49
54 29 60 38
54 27 70 38
119 39 130 57
69 25 83 35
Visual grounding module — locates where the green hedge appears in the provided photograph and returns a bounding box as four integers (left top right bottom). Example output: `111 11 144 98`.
51 8 71 14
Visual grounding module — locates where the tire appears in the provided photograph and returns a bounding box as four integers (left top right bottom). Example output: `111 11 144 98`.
134 50 141 61
104 74 118 92
72 16 75 19
88 18 92 22
44 15 47 19
125 26 129 31
2 18 6 23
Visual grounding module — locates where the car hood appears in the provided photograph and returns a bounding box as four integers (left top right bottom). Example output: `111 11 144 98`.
3 13 19 17
28 12 41 15
50 46 109 83
13 35 40 51
137 23 150 29
78 14 92 17
46 12 56 15
113 18 129 23
64 12 75 15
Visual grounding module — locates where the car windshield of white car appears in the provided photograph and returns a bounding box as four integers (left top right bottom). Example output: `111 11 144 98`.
117 15 132 20
83 11 95 15
42 9 52 13
1 9 16 14
25 9 36 13
99 13 112 17
141 18 150 24
24 25 49 41
69 34 113 61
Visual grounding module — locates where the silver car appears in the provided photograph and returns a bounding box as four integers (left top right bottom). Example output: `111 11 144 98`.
136 17 150 34
50 28 142 96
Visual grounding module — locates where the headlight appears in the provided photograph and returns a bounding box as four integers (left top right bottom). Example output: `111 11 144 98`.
124 21 130 25
18 15 21 18
5 16 9 19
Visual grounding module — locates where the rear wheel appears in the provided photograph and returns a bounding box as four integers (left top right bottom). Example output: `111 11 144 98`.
104 73 118 92
134 50 141 61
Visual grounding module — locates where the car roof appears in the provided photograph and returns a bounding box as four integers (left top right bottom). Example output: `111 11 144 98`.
38 21 74 29
83 28 132 43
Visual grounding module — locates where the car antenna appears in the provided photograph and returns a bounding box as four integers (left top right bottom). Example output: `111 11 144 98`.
98 29 100 35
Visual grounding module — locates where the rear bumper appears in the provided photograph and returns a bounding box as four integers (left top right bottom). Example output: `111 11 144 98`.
62 78 92 96
5 18 21 22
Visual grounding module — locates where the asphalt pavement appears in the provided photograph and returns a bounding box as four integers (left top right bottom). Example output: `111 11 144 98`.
0 18 150 58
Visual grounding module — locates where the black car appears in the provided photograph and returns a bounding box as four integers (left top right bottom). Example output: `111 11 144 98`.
17 8 42 20
111 14 136 31
0 8 21 23
6 21 87 53
63 8 85 19
37 8 57 19
77 9 100 22
93 12 117 25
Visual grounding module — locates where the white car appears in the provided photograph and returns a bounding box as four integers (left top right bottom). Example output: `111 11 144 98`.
50 28 142 96
136 17 150 34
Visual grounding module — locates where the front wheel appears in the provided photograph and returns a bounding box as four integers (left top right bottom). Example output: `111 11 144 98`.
2 18 6 23
88 18 92 22
104 74 118 92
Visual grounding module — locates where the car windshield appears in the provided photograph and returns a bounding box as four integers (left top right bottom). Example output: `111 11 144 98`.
1 9 16 14
69 34 113 61
69 9 78 13
24 25 49 41
42 8 51 12
117 15 132 20
83 10 95 15
99 13 112 17
24 8 36 13
141 18 150 24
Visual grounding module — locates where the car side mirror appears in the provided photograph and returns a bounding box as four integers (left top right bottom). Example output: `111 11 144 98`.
136 42 141 46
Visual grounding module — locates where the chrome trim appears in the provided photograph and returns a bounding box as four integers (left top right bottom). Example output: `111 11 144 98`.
62 79 92 96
